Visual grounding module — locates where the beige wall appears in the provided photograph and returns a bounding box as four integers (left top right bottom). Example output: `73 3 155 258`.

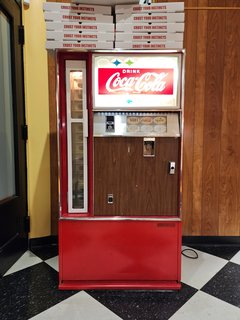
23 0 51 238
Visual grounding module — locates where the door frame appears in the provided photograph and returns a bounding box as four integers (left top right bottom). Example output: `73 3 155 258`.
0 0 28 276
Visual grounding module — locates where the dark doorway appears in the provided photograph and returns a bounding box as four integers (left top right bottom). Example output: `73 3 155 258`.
0 0 28 276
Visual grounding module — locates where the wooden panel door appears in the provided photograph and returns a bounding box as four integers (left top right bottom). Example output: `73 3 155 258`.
94 137 128 216
94 137 180 216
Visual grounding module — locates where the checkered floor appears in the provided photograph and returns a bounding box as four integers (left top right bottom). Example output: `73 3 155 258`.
1 243 240 320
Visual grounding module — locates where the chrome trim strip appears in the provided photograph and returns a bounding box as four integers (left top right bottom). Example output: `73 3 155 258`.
179 49 186 220
56 50 62 217
60 217 181 222
92 50 183 54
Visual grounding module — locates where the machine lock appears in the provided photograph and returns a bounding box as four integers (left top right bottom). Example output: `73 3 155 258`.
169 162 176 175
107 194 114 204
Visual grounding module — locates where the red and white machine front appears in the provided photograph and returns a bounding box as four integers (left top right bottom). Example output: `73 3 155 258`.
58 50 184 290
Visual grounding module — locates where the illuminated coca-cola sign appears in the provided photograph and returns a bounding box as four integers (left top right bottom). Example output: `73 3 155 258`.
93 53 182 110
98 68 174 95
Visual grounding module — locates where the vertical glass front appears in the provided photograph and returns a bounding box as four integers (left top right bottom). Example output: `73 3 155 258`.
0 12 16 201
66 62 88 213
71 122 84 209
70 71 83 119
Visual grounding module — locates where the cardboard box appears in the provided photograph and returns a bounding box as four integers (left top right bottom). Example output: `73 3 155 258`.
115 2 184 14
115 41 183 50
44 12 113 23
43 2 112 15
46 22 114 32
116 13 184 24
46 40 114 50
116 23 184 33
46 31 114 41
115 32 183 42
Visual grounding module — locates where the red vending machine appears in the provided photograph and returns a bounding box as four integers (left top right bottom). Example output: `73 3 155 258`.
58 50 184 290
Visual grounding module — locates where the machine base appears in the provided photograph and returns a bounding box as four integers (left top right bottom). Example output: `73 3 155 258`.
59 219 182 291
59 280 181 291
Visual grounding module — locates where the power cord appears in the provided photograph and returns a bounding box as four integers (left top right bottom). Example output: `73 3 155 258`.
181 248 198 259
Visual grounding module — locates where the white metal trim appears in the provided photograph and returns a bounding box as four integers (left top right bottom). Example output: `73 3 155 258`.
66 60 88 213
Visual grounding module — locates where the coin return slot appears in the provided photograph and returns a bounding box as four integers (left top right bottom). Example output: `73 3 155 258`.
106 116 115 133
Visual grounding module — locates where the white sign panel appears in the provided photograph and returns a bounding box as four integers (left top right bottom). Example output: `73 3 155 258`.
93 53 183 110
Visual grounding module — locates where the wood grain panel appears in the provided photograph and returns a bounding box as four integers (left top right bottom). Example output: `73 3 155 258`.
191 0 208 235
219 0 240 235
124 138 180 216
47 51 58 235
94 138 179 216
182 0 198 234
93 137 125 216
201 0 226 235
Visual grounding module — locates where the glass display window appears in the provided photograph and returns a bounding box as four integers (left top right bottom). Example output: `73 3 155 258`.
66 61 88 213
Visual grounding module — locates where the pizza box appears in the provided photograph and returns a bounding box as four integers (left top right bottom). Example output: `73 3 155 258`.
115 2 184 14
116 22 184 33
116 12 184 24
44 12 113 23
46 22 114 32
46 31 114 41
115 32 183 42
46 40 114 50
43 2 112 15
115 41 183 50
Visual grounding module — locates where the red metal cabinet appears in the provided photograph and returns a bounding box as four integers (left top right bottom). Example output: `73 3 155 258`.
59 219 181 290
57 51 184 290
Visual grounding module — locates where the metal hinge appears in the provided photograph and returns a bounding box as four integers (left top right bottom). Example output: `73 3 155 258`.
18 25 25 45
22 124 28 141
24 216 30 233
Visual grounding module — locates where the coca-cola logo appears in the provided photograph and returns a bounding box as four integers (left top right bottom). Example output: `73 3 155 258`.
98 68 173 95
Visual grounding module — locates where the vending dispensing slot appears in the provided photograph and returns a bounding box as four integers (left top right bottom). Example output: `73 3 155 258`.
143 137 155 157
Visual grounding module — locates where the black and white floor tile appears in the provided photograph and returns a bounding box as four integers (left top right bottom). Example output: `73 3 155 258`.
1 244 240 320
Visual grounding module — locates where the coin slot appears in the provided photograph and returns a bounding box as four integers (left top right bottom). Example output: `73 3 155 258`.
106 115 115 132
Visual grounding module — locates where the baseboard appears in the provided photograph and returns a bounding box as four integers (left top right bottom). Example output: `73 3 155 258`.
29 235 58 249
182 236 240 246
29 235 240 250
0 236 27 277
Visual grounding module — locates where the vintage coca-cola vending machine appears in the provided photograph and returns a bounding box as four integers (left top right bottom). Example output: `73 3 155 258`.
58 50 184 290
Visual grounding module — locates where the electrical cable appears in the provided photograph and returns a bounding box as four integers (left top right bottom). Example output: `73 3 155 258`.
181 248 198 259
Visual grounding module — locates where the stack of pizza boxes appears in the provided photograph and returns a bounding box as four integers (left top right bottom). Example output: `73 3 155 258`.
115 2 184 50
43 2 114 50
